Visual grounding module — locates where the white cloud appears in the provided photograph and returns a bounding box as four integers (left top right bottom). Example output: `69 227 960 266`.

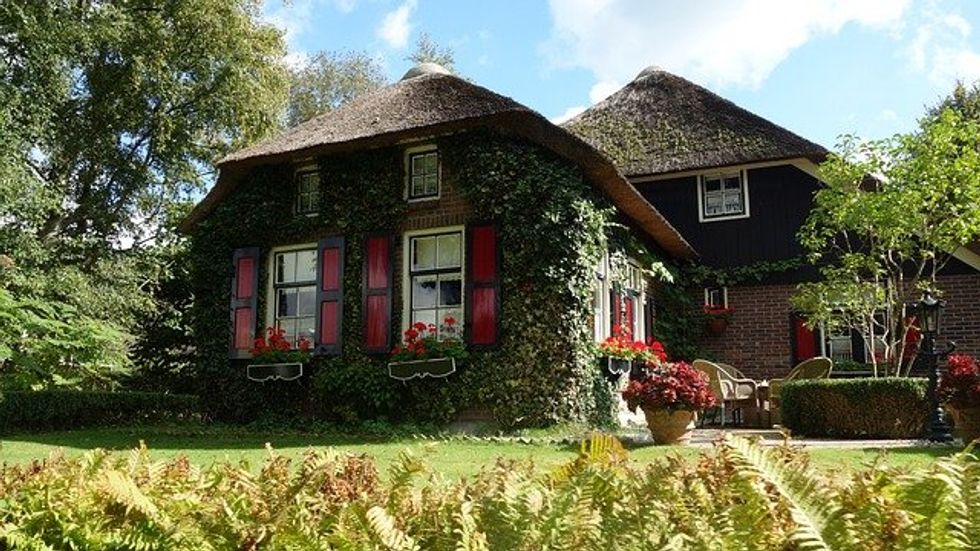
377 0 417 49
589 80 621 103
333 0 358 13
906 7 980 86
550 105 587 124
542 0 910 89
263 1 360 55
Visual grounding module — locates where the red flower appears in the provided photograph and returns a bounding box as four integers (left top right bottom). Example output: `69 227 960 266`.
297 338 311 351
413 321 428 332
444 316 456 326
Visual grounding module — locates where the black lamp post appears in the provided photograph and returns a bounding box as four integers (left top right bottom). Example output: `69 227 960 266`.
914 290 954 443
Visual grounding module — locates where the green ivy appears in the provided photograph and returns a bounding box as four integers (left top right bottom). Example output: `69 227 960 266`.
189 132 634 427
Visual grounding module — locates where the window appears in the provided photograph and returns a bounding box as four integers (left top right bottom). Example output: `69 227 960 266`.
704 286 727 308
699 171 748 221
295 170 320 215
408 231 462 334
407 148 440 200
272 248 317 347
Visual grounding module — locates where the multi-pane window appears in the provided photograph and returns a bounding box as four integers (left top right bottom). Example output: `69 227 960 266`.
295 170 320 215
409 232 462 334
701 172 746 219
704 286 727 308
408 150 440 199
273 249 317 347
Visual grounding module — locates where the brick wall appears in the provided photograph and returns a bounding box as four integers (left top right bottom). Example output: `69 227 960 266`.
697 273 980 379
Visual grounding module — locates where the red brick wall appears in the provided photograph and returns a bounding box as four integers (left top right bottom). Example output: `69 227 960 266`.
698 273 980 379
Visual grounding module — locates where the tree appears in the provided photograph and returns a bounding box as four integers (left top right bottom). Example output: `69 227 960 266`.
0 0 288 387
287 51 386 127
407 32 456 71
793 93 980 376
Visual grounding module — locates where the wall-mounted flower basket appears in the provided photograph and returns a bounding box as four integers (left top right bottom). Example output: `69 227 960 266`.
706 317 729 335
600 356 631 381
388 357 456 381
247 362 303 382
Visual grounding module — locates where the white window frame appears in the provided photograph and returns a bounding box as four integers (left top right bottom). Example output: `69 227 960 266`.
594 254 649 342
401 225 466 336
697 170 750 222
593 255 610 342
704 286 728 308
265 243 318 348
294 164 320 217
404 144 441 202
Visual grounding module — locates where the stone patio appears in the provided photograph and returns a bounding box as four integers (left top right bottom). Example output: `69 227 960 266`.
617 427 963 448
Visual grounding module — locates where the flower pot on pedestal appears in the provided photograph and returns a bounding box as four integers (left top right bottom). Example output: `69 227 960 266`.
642 408 697 445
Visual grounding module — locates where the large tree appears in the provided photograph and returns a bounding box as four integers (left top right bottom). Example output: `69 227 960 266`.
793 86 980 376
0 0 288 388
287 51 386 127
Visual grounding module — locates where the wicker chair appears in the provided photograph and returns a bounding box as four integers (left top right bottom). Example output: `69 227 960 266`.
693 359 759 427
769 357 833 420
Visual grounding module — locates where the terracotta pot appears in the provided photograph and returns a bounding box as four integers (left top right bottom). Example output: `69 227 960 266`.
947 405 980 444
706 317 728 335
642 408 697 445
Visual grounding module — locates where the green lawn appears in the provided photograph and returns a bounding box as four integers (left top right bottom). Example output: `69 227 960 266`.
0 425 958 479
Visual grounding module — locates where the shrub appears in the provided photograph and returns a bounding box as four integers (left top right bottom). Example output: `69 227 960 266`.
1 435 978 549
940 354 980 408
622 361 716 413
0 390 199 433
780 377 928 438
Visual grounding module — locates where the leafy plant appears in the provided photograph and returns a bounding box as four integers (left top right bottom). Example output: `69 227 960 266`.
249 326 312 364
596 324 666 363
940 354 980 409
390 316 466 362
622 361 716 413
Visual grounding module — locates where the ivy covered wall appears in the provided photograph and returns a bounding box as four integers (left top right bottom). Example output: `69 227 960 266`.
188 130 648 427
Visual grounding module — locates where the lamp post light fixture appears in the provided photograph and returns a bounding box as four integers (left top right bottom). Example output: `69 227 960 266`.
914 290 954 443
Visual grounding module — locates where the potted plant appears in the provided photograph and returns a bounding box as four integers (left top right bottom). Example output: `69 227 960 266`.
622 361 716 445
388 316 467 380
703 305 734 335
939 354 980 443
247 327 312 382
597 325 668 381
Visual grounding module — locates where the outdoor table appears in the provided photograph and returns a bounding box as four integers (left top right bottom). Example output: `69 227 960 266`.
756 380 772 428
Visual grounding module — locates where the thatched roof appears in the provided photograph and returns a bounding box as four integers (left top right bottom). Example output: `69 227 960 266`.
180 66 696 259
563 67 827 177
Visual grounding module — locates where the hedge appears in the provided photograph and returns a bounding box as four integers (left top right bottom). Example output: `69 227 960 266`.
780 377 929 438
0 390 200 433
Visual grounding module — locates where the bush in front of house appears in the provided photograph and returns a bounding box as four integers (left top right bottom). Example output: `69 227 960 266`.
1 435 978 549
779 377 929 438
0 390 200 433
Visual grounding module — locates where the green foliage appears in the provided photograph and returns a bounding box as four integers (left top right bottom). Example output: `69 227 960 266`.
407 32 456 71
287 50 386 127
0 288 130 390
0 390 199 433
794 86 980 375
190 132 619 427
780 377 929 438
2 435 979 549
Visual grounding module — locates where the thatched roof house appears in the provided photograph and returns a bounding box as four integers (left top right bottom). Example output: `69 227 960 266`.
181 64 695 259
563 66 827 177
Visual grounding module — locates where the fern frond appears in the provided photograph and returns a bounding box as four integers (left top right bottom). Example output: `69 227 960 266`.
366 505 420 550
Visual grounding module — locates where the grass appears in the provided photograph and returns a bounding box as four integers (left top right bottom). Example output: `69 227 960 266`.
0 424 959 479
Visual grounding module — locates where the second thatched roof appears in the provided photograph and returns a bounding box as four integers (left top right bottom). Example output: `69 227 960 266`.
563 67 827 177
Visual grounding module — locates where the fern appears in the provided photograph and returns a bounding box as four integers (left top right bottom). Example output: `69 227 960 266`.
366 505 420 550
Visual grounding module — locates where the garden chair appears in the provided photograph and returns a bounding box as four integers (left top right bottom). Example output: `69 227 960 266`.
693 359 759 427
769 356 833 421
717 362 748 379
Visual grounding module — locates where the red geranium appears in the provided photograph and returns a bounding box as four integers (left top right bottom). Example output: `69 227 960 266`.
940 354 980 409
390 314 467 362
622 361 716 413
249 326 313 364
598 325 668 365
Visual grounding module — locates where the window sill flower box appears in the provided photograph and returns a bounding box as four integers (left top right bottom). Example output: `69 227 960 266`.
247 362 303 382
388 357 456 381
599 357 632 381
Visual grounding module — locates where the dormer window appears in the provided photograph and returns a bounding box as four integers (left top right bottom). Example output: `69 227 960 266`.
407 146 440 200
699 170 748 221
295 169 320 215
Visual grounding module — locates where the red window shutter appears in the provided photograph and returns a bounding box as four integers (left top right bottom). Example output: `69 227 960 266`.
792 315 817 363
610 291 622 333
466 224 500 347
230 247 259 359
362 234 393 353
315 236 345 355
624 296 635 338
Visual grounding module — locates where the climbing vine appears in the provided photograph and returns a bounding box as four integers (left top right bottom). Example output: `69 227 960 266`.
188 131 629 427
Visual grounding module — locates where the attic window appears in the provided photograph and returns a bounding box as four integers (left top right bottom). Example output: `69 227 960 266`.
407 147 440 200
699 171 748 221
295 169 320 215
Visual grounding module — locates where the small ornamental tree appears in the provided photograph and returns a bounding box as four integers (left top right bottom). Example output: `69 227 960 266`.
794 89 980 377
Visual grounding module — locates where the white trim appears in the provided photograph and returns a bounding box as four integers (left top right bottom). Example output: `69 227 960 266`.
264 243 318 334
697 170 750 222
630 158 823 184
952 246 980 272
400 225 466 336
404 144 441 202
703 286 728 308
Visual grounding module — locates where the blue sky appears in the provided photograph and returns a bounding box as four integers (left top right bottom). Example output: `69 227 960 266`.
264 0 980 149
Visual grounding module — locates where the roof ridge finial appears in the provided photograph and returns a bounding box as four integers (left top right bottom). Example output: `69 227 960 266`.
635 65 666 80
401 62 451 81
